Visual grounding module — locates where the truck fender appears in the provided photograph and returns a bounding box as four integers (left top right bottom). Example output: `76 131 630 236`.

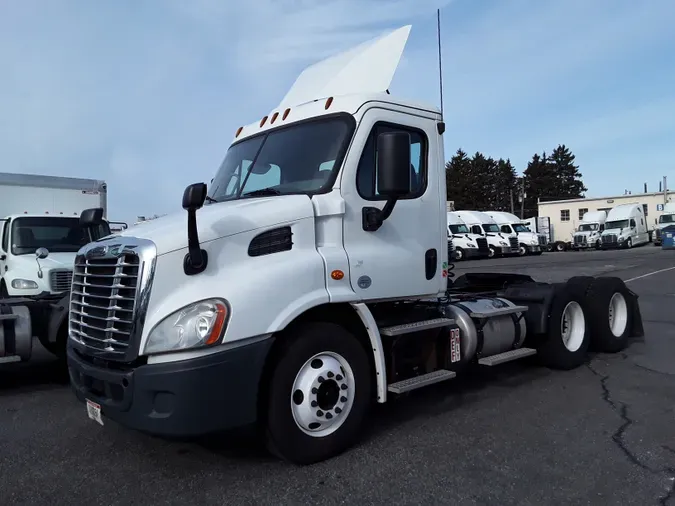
350 303 388 404
46 293 70 345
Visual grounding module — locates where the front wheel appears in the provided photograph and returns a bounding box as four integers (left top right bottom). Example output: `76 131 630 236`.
518 244 527 256
488 246 496 259
454 247 464 261
265 322 372 465
626 238 633 249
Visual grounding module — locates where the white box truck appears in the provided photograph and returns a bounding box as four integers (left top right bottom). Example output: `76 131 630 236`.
600 203 650 249
0 173 124 363
65 26 644 465
572 210 607 250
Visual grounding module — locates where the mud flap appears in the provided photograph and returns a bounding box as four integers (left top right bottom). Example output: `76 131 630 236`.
625 287 644 338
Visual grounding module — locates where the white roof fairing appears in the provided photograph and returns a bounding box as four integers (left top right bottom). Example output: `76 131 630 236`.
276 25 412 110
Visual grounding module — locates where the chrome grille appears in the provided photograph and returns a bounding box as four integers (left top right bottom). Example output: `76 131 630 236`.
602 234 617 244
509 236 518 250
574 235 587 245
476 237 489 252
69 255 139 355
538 235 547 245
656 229 661 239
50 269 73 292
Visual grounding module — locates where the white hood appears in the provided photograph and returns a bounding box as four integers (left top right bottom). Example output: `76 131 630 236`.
116 195 315 255
14 251 76 270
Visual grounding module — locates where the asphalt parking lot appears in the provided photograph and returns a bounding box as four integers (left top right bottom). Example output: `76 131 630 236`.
2 245 675 505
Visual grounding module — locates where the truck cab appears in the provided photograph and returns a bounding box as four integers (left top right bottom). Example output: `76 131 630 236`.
454 210 519 257
446 211 490 261
601 203 650 249
653 202 675 246
65 25 643 466
485 211 545 256
0 213 112 299
573 210 607 250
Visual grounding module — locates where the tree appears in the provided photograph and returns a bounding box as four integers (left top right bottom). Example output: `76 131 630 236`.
446 149 518 211
523 145 586 217
548 144 586 200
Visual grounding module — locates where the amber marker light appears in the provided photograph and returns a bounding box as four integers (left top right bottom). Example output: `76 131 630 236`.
271 112 279 123
235 126 243 137
325 97 333 109
204 302 228 345
331 270 344 280
282 108 291 120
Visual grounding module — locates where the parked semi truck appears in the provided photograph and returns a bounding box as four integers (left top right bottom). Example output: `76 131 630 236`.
601 203 650 249
65 26 644 465
653 202 675 246
454 210 519 257
485 211 546 256
446 212 490 261
0 208 111 364
573 211 607 250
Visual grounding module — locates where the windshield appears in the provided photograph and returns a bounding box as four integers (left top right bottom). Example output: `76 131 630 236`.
207 116 354 202
512 223 530 233
482 224 500 233
659 214 675 224
579 223 599 232
605 220 629 230
10 217 104 255
449 224 469 234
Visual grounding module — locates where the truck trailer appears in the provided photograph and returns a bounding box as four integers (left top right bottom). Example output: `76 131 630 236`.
65 26 644 465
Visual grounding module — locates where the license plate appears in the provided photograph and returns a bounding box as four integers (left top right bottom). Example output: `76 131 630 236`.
86 399 104 426
450 328 461 363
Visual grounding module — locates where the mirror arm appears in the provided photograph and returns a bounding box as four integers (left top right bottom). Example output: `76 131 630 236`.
183 208 208 276
362 197 398 232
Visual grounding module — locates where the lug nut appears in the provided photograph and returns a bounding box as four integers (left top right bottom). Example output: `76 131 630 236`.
311 387 318 394
325 412 333 419
318 376 325 383
311 401 318 407
340 396 347 403
327 371 334 378
317 410 324 417
335 407 342 414
336 375 343 381
340 384 347 390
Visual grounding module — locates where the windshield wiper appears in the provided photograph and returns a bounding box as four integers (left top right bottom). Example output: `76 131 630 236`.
242 187 281 197
205 196 218 203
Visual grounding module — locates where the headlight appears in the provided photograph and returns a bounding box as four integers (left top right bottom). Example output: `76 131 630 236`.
618 237 624 242
11 279 38 289
530 240 538 245
144 298 229 355
499 241 508 246
467 243 476 248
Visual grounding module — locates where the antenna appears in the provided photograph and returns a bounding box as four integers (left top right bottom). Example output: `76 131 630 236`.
437 8 444 119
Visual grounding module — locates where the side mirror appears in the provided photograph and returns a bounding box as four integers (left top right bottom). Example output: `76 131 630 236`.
182 183 208 275
183 183 207 211
376 132 411 197
80 207 104 227
35 247 49 259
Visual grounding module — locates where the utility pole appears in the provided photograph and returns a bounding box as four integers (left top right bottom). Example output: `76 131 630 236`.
510 189 515 214
518 178 526 219
665 176 668 205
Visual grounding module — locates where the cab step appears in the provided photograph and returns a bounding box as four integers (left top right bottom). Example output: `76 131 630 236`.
469 305 529 319
380 318 455 337
387 369 456 394
0 355 21 364
477 347 537 366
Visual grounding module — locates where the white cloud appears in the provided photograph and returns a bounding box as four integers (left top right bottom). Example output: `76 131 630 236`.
0 0 673 223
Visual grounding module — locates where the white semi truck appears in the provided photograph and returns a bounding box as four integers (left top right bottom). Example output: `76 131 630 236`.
65 26 644 465
485 211 546 256
653 202 675 246
601 203 650 249
572 210 607 250
454 210 519 258
446 212 490 261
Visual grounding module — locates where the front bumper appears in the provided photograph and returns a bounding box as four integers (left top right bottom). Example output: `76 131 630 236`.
464 248 490 259
601 241 626 249
67 337 274 437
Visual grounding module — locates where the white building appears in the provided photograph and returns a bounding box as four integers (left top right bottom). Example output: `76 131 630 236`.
538 191 674 242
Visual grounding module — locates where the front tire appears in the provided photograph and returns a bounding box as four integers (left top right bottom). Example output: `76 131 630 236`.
454 247 464 261
488 246 496 259
518 244 527 256
265 322 372 465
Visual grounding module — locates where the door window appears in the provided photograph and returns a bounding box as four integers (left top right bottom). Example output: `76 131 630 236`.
1 220 9 252
356 122 427 200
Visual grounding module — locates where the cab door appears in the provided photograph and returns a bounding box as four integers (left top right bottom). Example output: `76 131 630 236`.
340 107 444 300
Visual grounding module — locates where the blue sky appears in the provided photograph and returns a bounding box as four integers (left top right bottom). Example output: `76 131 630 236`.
1 0 674 224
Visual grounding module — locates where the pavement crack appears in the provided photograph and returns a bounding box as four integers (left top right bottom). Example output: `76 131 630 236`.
586 363 653 472
588 363 675 505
